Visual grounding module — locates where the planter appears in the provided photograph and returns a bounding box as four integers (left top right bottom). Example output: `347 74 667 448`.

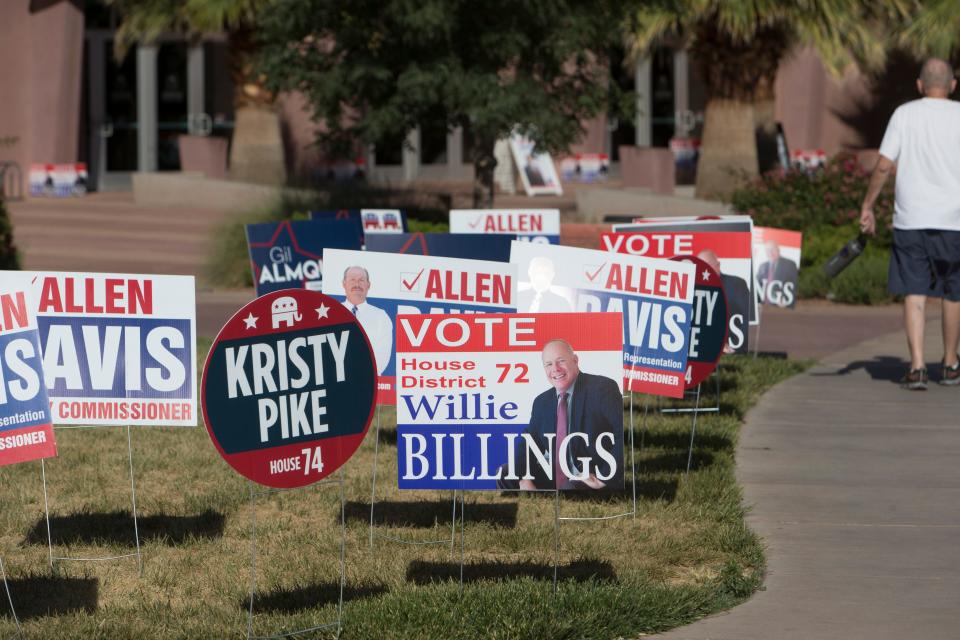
177 134 229 180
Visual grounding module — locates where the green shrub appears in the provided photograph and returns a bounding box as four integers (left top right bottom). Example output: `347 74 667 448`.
0 196 20 269
730 153 895 304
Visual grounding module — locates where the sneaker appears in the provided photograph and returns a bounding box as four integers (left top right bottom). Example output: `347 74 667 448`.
901 367 928 390
940 357 960 386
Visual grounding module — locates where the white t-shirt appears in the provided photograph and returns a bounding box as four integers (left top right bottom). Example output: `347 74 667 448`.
879 97 960 230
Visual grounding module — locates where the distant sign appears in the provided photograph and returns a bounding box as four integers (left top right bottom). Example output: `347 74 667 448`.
365 233 513 263
28 163 88 197
510 134 563 196
1 271 197 426
449 209 560 245
310 209 408 236
202 289 376 488
396 312 623 491
246 219 362 296
322 249 517 404
753 227 802 309
510 242 695 398
0 285 57 466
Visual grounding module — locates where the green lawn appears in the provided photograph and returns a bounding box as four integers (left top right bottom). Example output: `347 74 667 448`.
0 350 806 639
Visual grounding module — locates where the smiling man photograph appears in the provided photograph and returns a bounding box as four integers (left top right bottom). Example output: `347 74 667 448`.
499 339 623 491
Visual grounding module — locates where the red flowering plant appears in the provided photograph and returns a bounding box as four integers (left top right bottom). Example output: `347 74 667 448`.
728 152 895 303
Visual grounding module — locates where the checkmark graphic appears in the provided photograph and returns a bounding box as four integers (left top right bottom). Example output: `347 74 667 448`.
401 268 426 291
584 263 606 282
468 216 483 229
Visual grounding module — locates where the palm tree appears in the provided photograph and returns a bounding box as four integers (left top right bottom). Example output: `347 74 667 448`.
899 0 960 58
629 1 908 199
107 0 284 183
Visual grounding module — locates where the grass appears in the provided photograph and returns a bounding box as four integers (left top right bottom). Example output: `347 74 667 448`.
0 345 807 639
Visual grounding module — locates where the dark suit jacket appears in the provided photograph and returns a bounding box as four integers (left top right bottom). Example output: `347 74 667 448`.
757 259 799 305
721 274 750 354
515 371 624 490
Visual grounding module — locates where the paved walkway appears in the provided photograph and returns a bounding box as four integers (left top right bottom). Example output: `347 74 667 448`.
657 313 960 640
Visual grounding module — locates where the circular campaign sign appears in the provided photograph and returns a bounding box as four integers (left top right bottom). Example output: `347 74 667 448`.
202 289 376 488
670 256 728 389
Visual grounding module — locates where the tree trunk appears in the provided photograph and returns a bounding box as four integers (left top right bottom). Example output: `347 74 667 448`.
472 146 497 208
229 105 287 185
695 98 757 200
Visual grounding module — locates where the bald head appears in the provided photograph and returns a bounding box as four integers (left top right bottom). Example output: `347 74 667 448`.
918 58 956 97
697 249 721 273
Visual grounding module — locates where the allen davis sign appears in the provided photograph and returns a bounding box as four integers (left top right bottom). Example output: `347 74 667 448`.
0 285 57 466
510 242 695 398
1 271 196 426
202 289 376 488
449 209 560 244
396 312 623 491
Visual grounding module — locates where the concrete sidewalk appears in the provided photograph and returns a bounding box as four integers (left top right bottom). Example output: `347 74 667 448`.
656 315 960 640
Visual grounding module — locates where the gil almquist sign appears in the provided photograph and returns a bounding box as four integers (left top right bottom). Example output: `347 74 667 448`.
396 312 623 491
202 289 376 488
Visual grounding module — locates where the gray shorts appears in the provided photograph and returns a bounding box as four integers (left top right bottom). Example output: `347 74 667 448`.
888 229 960 301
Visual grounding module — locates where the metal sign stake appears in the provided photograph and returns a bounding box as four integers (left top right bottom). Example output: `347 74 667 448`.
1 557 23 640
41 425 143 572
685 384 703 475
246 470 346 640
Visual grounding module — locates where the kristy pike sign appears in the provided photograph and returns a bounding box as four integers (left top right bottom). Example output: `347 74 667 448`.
322 249 517 404
510 242 695 398
202 289 376 488
396 313 623 491
449 209 560 244
0 285 57 466
0 272 196 426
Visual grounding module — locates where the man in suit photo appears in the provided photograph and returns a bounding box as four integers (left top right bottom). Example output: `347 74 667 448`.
499 339 623 491
756 240 799 307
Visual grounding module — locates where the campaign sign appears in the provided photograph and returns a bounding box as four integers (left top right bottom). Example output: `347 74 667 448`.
202 289 376 488
449 209 560 245
396 312 623 491
601 230 752 355
365 233 514 263
510 242 695 398
246 219 363 296
669 256 727 389
613 218 758 326
310 209 408 235
322 249 517 404
28 163 88 197
510 134 563 196
753 227 802 309
0 287 57 466
0 271 197 426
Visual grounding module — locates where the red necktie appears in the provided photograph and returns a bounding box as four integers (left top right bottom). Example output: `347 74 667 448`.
555 392 569 489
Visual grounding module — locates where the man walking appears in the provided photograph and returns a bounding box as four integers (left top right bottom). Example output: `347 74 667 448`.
860 58 960 390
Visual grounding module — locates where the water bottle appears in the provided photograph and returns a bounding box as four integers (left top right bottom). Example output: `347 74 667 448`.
822 234 868 279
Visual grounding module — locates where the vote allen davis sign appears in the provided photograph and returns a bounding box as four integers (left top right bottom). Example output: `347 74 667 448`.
0 286 57 466
202 289 376 488
1 271 196 426
396 312 623 491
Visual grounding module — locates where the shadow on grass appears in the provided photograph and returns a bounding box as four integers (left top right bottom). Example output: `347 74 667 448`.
345 501 518 529
246 582 389 614
377 428 398 446
23 510 226 546
636 431 731 452
3 576 97 620
501 478 678 503
813 355 905 383
640 451 714 474
406 559 617 585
